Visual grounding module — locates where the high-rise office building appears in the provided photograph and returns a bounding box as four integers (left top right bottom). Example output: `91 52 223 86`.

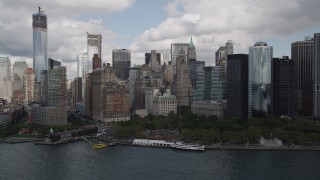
23 68 36 105
0 57 12 102
77 53 87 78
129 66 141 108
248 42 273 117
13 61 28 88
291 38 313 116
189 60 205 90
227 54 249 119
85 73 93 118
171 43 189 65
272 57 294 117
47 66 67 125
313 33 320 119
172 56 192 106
33 7 47 82
87 33 102 73
48 58 61 70
112 49 131 80
204 66 226 101
71 77 82 110
145 52 161 65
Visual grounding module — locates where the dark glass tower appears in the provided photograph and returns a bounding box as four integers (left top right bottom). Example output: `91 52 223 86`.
112 49 131 80
271 57 294 117
227 54 248 119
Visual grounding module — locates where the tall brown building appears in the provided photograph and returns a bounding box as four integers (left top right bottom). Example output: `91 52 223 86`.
23 68 36 106
171 56 192 106
291 38 314 116
92 54 101 70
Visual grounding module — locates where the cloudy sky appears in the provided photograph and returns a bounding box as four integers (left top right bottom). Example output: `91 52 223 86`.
1 0 320 79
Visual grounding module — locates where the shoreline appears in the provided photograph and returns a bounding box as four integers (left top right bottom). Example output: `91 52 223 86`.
2 136 320 151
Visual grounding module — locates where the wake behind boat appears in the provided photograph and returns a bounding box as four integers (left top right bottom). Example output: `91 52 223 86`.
171 142 205 151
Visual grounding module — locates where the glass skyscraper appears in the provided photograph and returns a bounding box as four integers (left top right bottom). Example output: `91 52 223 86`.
248 42 273 117
33 7 47 82
0 57 12 102
112 49 131 80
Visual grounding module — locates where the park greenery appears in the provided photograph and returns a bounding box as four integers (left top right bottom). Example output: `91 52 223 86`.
114 107 320 145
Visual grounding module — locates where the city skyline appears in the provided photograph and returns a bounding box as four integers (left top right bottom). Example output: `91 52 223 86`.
0 0 320 79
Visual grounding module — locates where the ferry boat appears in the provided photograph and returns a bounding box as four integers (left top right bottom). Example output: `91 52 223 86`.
92 143 107 149
171 142 205 151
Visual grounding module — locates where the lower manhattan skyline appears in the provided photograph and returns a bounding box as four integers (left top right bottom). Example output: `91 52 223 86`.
0 0 320 79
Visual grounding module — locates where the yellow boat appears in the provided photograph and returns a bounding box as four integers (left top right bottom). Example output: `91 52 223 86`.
92 143 107 149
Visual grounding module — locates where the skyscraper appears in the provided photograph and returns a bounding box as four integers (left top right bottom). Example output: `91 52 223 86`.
77 53 88 78
171 43 189 65
145 52 161 65
13 60 28 88
87 33 102 73
272 57 294 117
203 66 226 101
171 56 192 106
227 54 248 119
112 49 131 80
187 37 196 63
0 57 12 102
23 68 36 105
291 38 314 116
33 6 47 82
313 33 320 119
248 42 273 117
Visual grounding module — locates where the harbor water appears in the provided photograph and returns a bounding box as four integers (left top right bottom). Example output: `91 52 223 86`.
1 142 320 180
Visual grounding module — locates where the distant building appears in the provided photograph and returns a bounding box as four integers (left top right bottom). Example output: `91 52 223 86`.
145 88 159 114
204 66 226 101
112 49 131 80
153 89 177 116
0 57 12 102
291 38 314 116
48 58 61 70
23 68 36 105
145 51 161 66
171 43 189 65
249 42 273 117
71 77 82 110
272 56 294 117
313 33 320 119
77 53 88 101
187 37 196 63
32 106 59 125
92 63 130 122
33 6 47 82
85 73 93 118
227 54 248 119
13 60 28 88
46 66 68 125
189 60 205 90
129 66 141 108
191 101 224 117
87 33 102 73
171 56 192 106
92 54 101 70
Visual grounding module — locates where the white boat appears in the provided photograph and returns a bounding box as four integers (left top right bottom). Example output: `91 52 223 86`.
171 142 205 151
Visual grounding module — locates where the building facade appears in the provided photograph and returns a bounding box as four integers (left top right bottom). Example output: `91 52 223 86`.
87 33 102 74
313 33 320 119
153 89 177 116
23 68 36 106
204 66 226 101
248 42 273 117
227 54 248 119
272 57 294 117
71 77 82 110
171 56 192 106
0 57 12 102
171 43 189 65
47 66 68 125
191 101 224 117
112 49 131 80
33 7 47 82
291 38 314 116
92 54 101 71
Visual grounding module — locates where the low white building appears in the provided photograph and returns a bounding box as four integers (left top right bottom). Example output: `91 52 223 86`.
191 101 224 117
152 89 177 116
